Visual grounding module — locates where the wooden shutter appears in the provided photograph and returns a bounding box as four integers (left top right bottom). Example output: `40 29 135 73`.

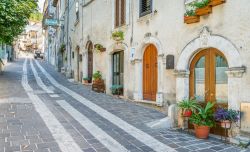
120 0 125 25
115 0 120 27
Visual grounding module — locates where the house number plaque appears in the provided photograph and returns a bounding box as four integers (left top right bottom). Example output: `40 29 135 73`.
241 103 250 133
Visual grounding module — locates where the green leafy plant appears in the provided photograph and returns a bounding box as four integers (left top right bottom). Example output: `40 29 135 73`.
189 102 215 127
110 85 123 95
83 77 90 81
64 56 67 61
92 71 102 80
191 0 210 9
178 99 199 112
112 31 124 41
184 10 196 17
94 44 106 52
60 43 66 53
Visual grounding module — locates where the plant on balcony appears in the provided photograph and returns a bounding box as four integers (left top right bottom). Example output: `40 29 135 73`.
214 108 240 129
191 0 212 16
112 31 124 41
110 85 123 95
178 99 199 117
209 0 226 7
94 44 106 52
60 43 66 53
189 102 215 139
184 10 200 24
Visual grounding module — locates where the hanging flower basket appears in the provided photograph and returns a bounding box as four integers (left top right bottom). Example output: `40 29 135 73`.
184 16 200 24
209 0 226 7
195 6 212 16
94 44 106 52
112 31 124 42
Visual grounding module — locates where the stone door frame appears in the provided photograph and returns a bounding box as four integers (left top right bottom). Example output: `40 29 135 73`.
175 27 246 111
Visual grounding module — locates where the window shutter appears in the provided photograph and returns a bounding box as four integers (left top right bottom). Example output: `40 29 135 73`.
115 0 120 27
120 0 125 25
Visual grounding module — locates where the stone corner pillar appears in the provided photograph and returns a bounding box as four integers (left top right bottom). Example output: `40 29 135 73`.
133 59 143 101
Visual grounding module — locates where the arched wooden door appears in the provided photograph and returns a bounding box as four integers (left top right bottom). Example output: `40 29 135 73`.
87 43 93 83
190 48 229 136
143 44 158 101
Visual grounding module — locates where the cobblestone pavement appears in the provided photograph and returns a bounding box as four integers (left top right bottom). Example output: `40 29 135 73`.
0 57 249 152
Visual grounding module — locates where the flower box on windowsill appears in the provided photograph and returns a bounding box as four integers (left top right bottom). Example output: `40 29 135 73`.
209 0 226 7
184 16 200 24
195 6 212 16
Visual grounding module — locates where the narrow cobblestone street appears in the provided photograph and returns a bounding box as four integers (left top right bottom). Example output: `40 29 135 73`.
0 57 248 152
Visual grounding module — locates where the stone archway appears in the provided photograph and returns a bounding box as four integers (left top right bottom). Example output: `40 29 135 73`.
133 36 164 106
175 27 245 110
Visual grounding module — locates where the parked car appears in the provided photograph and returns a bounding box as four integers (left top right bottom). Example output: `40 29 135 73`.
34 51 43 59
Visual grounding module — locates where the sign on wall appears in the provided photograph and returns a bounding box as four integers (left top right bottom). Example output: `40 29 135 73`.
130 47 135 61
45 19 59 26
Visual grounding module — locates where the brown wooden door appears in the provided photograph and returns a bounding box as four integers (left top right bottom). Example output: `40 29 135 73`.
190 48 229 136
143 44 158 101
88 43 93 83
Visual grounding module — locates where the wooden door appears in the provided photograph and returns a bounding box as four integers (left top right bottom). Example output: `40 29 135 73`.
190 48 229 136
143 44 158 101
88 43 93 83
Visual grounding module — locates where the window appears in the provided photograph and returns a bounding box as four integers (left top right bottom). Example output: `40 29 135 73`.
76 1 79 21
115 0 125 27
140 0 152 17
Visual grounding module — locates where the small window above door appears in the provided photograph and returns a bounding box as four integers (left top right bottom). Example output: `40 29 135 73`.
139 0 152 17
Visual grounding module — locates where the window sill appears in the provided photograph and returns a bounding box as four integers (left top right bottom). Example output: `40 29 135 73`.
114 24 128 31
137 12 156 23
74 20 79 26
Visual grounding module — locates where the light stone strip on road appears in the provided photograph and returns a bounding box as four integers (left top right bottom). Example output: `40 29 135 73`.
22 58 83 152
30 59 54 94
57 100 128 152
35 60 177 152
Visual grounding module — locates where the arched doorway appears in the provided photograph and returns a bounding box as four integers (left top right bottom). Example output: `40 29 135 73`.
189 48 229 135
87 42 93 83
143 44 158 101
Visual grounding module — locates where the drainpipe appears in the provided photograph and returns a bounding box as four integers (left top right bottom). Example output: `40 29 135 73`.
66 0 70 76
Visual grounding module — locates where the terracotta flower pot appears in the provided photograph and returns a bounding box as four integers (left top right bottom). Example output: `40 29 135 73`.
83 80 89 84
183 109 192 117
184 16 200 24
209 0 226 7
194 124 210 139
220 120 231 129
195 6 212 16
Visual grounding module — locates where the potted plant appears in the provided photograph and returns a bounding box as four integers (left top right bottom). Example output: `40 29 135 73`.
214 108 240 129
178 99 199 117
189 102 215 139
83 77 90 84
192 0 212 16
92 71 102 83
94 44 106 52
112 31 124 41
60 43 66 53
110 85 123 95
209 0 226 7
184 10 200 24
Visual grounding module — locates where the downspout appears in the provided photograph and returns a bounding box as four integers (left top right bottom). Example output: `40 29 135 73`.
67 0 70 72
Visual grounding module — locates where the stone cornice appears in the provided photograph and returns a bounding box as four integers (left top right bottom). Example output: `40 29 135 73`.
174 70 190 78
226 67 246 78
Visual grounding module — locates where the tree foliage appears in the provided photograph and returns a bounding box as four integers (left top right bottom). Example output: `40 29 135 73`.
0 0 38 44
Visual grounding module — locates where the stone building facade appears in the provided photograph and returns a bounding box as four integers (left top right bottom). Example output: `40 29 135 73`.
45 0 250 140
